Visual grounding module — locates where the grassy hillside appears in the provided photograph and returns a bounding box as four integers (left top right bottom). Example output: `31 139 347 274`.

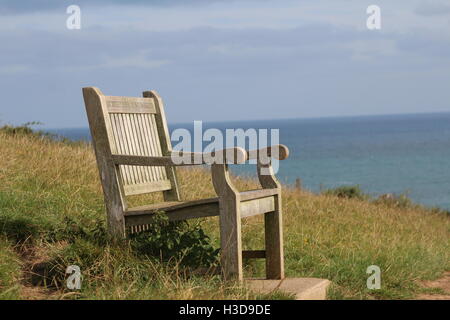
0 130 449 299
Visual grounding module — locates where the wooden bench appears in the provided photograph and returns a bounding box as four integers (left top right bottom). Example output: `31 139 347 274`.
83 87 290 281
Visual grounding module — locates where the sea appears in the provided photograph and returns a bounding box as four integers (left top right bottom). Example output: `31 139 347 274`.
47 112 450 210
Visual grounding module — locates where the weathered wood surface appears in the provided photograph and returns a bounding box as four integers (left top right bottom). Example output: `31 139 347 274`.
242 250 266 259
125 198 220 226
106 96 157 114
240 196 275 218
83 86 289 281
111 146 247 167
108 105 168 195
123 180 172 196
239 188 278 201
247 144 290 161
83 87 126 238
257 161 285 279
212 163 243 281
125 197 219 215
143 90 181 202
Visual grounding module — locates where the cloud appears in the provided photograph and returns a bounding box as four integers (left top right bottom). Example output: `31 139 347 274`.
0 0 252 14
98 55 169 69
66 53 170 71
1 1 450 127
0 22 448 78
415 1 450 16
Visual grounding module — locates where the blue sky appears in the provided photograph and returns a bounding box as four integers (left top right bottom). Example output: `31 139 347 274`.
0 0 450 128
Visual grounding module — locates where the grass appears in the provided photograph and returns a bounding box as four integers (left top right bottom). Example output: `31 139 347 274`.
0 128 449 299
322 185 367 200
0 238 22 299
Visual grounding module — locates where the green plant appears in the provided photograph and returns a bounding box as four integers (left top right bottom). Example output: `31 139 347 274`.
323 185 367 200
0 122 43 136
0 122 75 144
374 193 414 209
0 238 21 299
130 212 219 269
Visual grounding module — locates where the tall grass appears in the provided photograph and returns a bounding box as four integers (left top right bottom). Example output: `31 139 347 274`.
0 130 448 299
0 238 22 299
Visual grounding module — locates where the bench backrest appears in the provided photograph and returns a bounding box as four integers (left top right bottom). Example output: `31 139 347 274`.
83 87 180 210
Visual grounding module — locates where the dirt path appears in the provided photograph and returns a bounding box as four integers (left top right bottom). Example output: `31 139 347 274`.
17 244 62 300
416 272 450 300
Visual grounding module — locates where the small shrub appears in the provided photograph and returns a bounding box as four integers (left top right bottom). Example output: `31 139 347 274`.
0 122 65 142
46 216 108 245
323 185 367 200
375 193 414 209
130 212 219 269
1 122 43 136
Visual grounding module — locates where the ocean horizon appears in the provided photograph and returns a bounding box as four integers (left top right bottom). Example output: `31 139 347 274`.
46 112 450 210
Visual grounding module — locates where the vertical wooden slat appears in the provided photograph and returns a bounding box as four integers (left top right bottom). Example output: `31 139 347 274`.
136 114 150 183
110 114 125 185
142 113 160 181
112 114 130 185
149 114 163 180
141 114 153 180
127 113 141 184
149 114 166 180
134 114 150 182
130 114 145 183
117 114 134 185
122 114 139 184
143 91 180 201
140 115 158 182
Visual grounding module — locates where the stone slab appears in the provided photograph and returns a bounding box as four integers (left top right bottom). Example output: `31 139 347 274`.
246 278 331 300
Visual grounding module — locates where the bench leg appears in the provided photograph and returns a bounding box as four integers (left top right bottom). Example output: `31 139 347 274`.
106 206 126 240
212 164 244 281
219 201 243 281
265 195 284 279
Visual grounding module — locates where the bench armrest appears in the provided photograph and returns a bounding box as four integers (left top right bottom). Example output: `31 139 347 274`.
246 144 289 161
170 147 247 165
112 145 288 167
246 145 288 189
112 154 186 166
112 147 247 167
